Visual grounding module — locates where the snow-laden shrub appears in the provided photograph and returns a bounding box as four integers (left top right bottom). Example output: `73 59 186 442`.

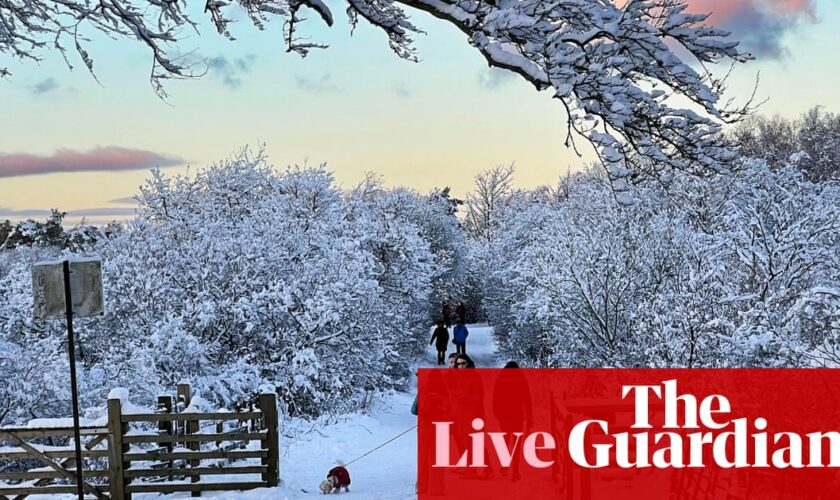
0 246 73 424
484 160 840 368
0 149 466 423
347 179 469 323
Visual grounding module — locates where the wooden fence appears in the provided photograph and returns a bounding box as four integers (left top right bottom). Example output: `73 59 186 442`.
0 425 110 498
0 384 278 499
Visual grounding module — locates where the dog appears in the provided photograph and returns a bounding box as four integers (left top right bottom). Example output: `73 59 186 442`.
319 465 351 494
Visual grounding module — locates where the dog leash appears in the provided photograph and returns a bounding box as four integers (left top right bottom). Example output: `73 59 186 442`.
343 424 418 467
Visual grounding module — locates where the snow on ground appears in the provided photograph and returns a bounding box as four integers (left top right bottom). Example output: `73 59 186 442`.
266 323 499 499
447 323 499 370
48 324 499 499
180 323 499 499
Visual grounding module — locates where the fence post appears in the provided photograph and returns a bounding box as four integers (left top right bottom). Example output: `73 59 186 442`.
157 395 174 480
157 395 174 442
216 420 223 448
178 383 201 497
176 383 190 438
107 397 127 500
259 392 279 488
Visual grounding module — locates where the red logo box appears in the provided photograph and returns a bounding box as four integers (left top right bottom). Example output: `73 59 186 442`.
417 369 840 499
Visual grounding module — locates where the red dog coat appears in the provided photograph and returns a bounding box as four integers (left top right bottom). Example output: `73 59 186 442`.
328 466 351 487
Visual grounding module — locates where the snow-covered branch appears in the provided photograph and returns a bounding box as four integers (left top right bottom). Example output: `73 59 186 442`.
2 0 752 180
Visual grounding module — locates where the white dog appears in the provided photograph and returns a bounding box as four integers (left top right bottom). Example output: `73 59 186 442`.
318 476 335 494
319 466 351 494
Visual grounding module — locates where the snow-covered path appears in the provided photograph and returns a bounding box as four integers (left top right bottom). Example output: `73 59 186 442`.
130 323 499 500
442 323 500 370
251 323 499 499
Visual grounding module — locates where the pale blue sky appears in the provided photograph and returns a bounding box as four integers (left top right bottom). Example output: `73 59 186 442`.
1 0 838 225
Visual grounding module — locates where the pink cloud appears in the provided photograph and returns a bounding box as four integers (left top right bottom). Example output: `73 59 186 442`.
686 0 742 21
678 0 818 58
613 0 818 57
686 0 816 23
0 147 184 178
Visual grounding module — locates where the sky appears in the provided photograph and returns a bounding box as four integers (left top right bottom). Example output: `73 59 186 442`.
1 0 839 226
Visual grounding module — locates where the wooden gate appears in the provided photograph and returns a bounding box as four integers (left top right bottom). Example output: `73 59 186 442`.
0 384 278 499
0 425 110 498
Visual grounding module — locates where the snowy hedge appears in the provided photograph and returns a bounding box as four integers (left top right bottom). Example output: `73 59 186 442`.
0 150 466 424
4 149 838 426
484 160 840 368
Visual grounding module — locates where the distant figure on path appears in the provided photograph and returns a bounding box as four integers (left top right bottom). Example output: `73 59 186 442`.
441 302 452 328
456 301 466 324
429 321 450 366
452 321 469 355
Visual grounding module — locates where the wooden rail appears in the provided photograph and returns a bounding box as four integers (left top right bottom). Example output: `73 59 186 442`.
0 426 110 499
120 412 262 423
0 383 279 500
0 427 109 440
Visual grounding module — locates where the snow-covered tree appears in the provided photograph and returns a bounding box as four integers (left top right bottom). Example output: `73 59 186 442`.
0 246 70 426
0 220 12 248
464 164 515 242
347 176 468 322
483 159 840 368
707 164 840 366
0 148 450 422
731 106 840 182
2 0 753 183
1 210 68 249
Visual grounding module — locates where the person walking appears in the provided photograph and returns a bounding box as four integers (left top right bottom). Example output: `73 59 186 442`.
441 302 452 329
452 321 469 355
455 301 466 324
429 321 450 366
492 360 532 481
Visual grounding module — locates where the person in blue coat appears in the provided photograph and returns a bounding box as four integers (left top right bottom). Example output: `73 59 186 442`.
452 321 469 355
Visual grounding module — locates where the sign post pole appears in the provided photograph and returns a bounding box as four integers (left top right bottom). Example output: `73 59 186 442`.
62 260 85 500
33 258 103 500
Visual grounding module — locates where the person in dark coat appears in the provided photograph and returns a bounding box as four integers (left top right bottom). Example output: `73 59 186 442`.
455 301 466 324
429 321 450 365
452 321 469 355
492 360 532 481
452 352 482 471
441 302 452 328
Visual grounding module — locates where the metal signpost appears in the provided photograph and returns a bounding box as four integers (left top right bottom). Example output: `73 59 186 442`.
32 258 104 500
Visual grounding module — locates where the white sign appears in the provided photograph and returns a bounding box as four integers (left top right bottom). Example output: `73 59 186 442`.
32 258 105 320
